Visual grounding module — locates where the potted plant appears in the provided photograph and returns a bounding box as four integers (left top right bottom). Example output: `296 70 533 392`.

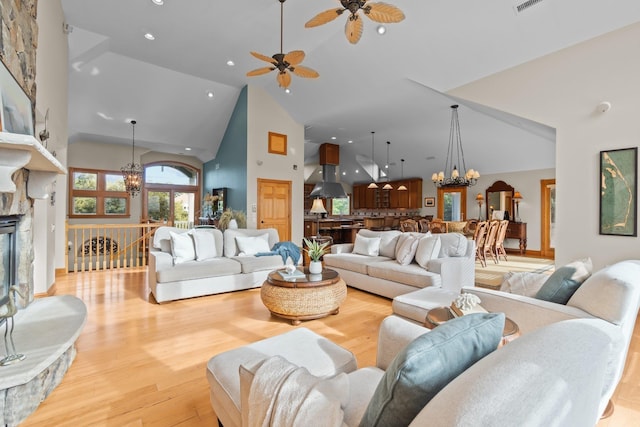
217 208 247 231
303 237 329 274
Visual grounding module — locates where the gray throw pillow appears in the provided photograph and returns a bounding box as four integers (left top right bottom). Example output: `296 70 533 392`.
535 266 582 304
359 313 504 427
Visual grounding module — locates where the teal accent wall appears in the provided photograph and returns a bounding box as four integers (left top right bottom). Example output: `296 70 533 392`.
203 86 248 212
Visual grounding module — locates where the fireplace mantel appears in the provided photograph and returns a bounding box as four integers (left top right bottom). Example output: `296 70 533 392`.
0 132 66 199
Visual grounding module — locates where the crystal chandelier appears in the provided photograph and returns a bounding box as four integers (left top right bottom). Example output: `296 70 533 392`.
432 105 479 187
121 120 142 197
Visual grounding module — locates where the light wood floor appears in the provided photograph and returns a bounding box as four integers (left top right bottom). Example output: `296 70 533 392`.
19 267 640 426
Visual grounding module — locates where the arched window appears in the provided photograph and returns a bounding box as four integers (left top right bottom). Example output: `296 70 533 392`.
142 162 200 227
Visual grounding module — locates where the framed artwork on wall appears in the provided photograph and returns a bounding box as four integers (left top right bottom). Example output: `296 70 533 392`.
599 147 637 236
0 59 34 136
424 197 435 207
268 131 287 155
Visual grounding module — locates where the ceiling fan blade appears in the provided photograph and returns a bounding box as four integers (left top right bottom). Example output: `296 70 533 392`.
246 67 275 77
345 14 363 44
284 50 305 66
365 3 405 23
305 8 344 28
277 71 292 88
250 51 276 65
291 65 319 79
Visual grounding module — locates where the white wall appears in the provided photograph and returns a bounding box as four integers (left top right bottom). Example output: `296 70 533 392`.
450 22 640 270
35 0 68 291
246 86 305 244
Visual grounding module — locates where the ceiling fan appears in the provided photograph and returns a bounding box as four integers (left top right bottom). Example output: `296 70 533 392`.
247 0 319 89
305 1 405 44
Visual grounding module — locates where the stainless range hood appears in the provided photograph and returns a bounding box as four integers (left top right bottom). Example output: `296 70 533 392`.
309 143 347 199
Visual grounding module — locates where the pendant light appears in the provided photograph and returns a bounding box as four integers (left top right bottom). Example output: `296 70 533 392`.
431 105 480 187
121 120 142 197
383 141 393 190
367 131 378 189
397 158 407 191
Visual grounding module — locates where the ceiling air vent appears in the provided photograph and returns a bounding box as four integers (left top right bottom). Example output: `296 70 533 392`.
514 0 544 14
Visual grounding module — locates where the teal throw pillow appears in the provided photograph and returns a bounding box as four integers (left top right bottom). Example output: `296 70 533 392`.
359 313 505 427
535 266 582 304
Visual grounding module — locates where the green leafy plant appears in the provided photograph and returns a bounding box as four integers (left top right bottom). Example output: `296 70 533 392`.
303 237 329 262
217 208 247 231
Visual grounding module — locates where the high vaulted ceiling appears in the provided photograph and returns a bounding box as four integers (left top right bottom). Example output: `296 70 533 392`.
60 0 640 184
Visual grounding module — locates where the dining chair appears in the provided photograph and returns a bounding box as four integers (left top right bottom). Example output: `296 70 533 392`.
400 218 419 232
473 221 489 267
494 220 510 262
418 218 430 233
428 218 448 234
482 220 500 265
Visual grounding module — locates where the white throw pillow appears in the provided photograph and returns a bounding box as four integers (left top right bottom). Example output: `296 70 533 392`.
169 231 195 264
353 234 381 256
438 233 468 257
415 235 441 268
395 234 420 265
564 257 593 283
499 271 549 297
235 233 271 256
190 229 217 261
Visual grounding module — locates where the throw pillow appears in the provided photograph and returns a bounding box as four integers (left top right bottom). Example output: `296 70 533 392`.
415 235 441 268
189 229 217 261
437 233 468 257
169 231 195 264
359 313 504 427
395 234 420 265
235 234 270 256
500 271 549 297
353 234 381 256
535 266 583 304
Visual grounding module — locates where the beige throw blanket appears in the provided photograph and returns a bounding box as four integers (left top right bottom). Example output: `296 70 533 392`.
247 355 349 427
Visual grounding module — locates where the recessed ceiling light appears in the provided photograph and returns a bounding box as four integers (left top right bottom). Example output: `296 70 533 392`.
285 88 291 94
151 0 164 5
355 169 359 173
144 32 155 40
206 91 214 98
185 147 192 151
377 25 386 35
226 60 235 67
331 136 336 140
348 140 353 143
342 171 346 176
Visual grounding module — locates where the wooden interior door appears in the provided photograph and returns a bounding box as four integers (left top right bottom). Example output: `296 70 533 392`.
257 179 291 241
540 179 556 258
437 186 468 221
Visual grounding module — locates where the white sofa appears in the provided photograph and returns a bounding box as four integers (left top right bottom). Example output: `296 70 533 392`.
207 314 620 427
393 259 640 417
323 229 475 299
148 227 285 303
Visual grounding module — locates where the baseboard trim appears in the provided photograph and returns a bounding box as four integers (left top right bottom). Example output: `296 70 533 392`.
55 268 67 277
35 283 57 298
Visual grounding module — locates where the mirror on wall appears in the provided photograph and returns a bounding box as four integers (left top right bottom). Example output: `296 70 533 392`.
486 180 514 220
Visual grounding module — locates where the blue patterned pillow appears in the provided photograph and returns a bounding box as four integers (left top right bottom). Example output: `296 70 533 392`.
359 313 504 427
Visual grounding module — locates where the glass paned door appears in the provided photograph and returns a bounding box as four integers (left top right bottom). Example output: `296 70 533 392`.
174 192 195 228
147 191 170 222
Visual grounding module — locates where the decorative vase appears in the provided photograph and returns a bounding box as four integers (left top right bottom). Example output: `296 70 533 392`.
309 261 323 274
228 219 238 229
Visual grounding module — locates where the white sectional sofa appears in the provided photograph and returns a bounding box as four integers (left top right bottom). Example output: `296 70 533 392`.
148 227 285 303
323 229 475 299
392 259 640 417
207 314 620 427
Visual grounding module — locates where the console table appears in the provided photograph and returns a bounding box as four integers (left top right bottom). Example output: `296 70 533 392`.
506 222 527 255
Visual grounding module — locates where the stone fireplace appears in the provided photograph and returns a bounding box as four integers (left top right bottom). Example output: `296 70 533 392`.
0 170 34 309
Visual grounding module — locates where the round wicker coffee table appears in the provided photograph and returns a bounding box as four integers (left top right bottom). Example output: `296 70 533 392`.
261 268 347 325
